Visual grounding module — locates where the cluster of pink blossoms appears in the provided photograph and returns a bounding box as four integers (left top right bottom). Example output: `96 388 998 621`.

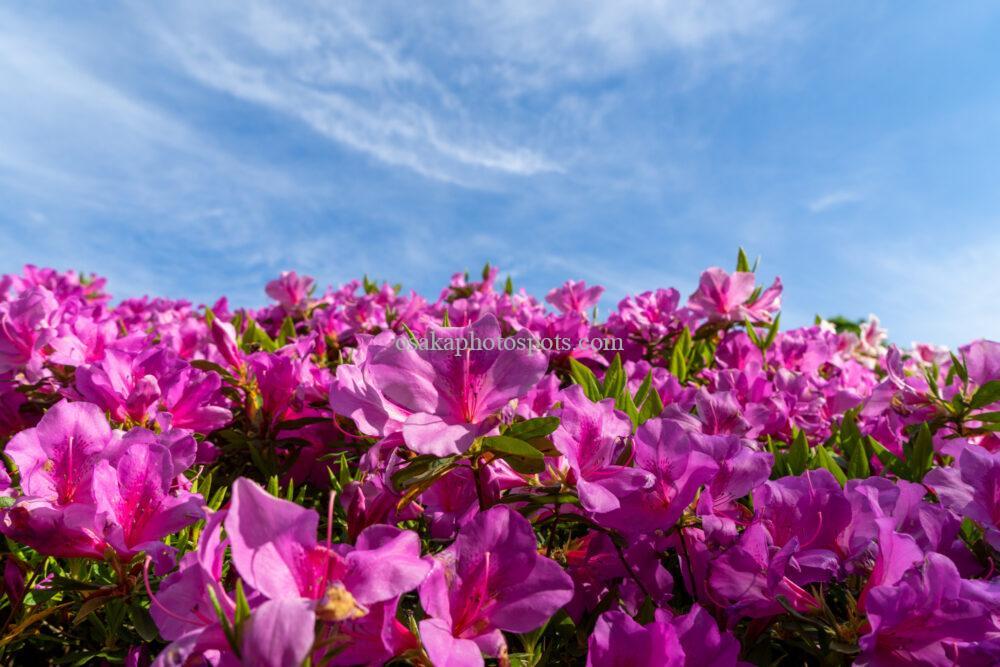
0 260 998 666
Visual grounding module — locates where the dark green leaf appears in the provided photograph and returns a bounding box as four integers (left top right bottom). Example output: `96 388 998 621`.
507 417 560 440
602 354 626 401
787 430 810 475
736 247 751 273
569 358 602 402
482 436 546 474
129 602 158 642
812 444 847 486
970 380 1000 409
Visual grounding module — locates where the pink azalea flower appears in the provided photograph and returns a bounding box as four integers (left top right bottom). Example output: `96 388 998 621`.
926 445 1000 550
74 344 232 433
598 417 718 534
551 385 653 514
859 554 1000 666
418 506 574 666
751 469 852 585
545 280 604 315
707 522 821 620
2 401 202 564
687 267 782 323
588 605 746 667
265 271 315 315
332 314 547 456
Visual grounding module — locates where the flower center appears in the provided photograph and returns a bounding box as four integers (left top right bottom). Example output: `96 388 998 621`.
316 583 368 622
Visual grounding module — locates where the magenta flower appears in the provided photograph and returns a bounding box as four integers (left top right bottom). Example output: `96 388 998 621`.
330 331 414 438
587 610 683 667
707 522 820 619
94 428 204 571
225 477 429 605
209 316 243 370
687 267 782 323
2 400 119 557
152 478 430 667
265 271 315 315
418 506 574 666
857 518 924 610
0 287 62 379
150 509 233 665
551 386 653 514
752 469 851 585
588 606 745 667
960 339 1000 387
844 477 978 576
74 344 231 433
332 314 547 456
926 445 1000 550
859 553 1000 666
2 401 201 565
240 597 317 667
607 288 688 361
545 280 604 315
598 417 718 534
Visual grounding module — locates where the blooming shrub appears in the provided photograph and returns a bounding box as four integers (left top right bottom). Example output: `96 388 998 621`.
0 254 998 666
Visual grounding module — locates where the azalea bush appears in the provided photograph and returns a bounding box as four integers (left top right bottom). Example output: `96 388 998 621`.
0 253 998 666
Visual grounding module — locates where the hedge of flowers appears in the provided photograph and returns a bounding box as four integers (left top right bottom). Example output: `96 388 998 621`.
0 253 998 666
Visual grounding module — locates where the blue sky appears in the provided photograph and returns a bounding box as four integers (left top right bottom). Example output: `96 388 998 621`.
1 1 999 347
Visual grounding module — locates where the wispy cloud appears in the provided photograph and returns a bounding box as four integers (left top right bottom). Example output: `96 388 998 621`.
847 234 1000 347
807 189 863 213
138 2 561 185
136 0 786 185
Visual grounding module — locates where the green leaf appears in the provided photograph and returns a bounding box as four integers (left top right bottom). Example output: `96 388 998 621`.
206 585 239 654
274 416 331 432
234 580 252 635
633 370 653 408
400 323 419 346
569 358 602 402
242 319 277 353
390 455 456 492
637 386 664 424
482 436 546 474
970 380 1000 409
189 359 235 379
743 317 762 348
506 417 560 440
602 354 626 401
813 445 847 486
767 437 789 478
845 436 870 479
864 435 899 469
973 410 1000 423
787 430 810 475
736 247 751 273
960 517 983 545
278 317 296 346
763 313 781 350
950 352 969 384
620 389 640 429
906 423 935 481
504 276 514 295
128 602 158 642
669 342 688 382
500 492 580 506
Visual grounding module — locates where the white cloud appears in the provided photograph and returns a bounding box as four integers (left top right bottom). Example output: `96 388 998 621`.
851 236 1000 347
136 0 785 184
807 189 863 213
